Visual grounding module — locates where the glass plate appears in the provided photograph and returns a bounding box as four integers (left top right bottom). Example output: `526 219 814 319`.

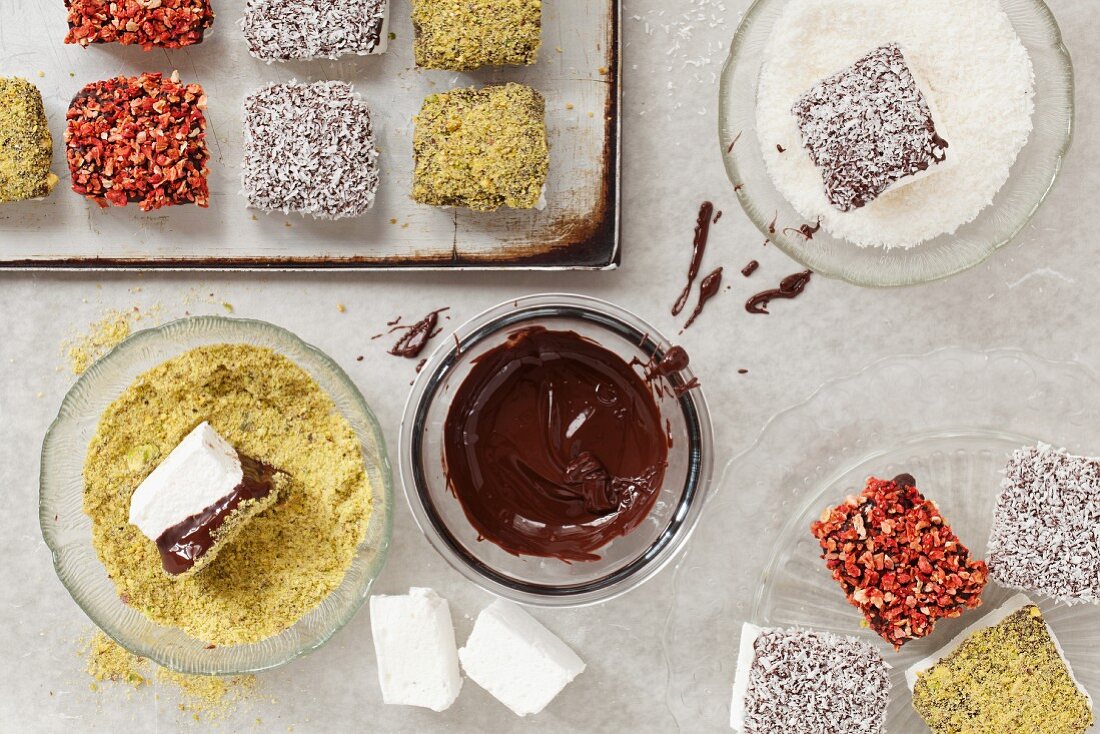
719 0 1074 287
39 316 393 675
664 348 1100 731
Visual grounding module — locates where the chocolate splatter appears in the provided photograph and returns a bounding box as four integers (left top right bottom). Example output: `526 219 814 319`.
388 307 449 358
683 267 723 330
741 260 759 277
745 271 812 314
672 201 715 316
726 131 743 154
776 144 786 153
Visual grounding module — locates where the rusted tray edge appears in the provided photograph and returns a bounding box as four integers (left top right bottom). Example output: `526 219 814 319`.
0 2 622 273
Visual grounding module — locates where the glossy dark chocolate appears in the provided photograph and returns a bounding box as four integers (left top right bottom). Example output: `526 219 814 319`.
745 270 812 314
683 267 723 330
155 455 277 575
442 327 668 561
389 308 448 358
672 201 715 316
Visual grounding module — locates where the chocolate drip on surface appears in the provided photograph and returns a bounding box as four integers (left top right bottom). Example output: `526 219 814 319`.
741 260 759 277
672 201 715 316
389 307 449 358
155 455 276 576
683 267 723 330
745 270 813 314
648 345 690 378
442 327 668 561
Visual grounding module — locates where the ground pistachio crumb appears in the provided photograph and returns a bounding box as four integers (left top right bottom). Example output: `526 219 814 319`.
156 667 258 721
81 630 149 688
0 77 57 203
83 343 374 645
64 306 160 375
912 605 1094 734
413 83 548 211
80 631 258 721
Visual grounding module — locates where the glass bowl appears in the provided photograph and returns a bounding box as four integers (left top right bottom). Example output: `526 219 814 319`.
399 293 714 607
719 0 1074 287
756 428 1100 732
39 316 393 675
664 347 1100 729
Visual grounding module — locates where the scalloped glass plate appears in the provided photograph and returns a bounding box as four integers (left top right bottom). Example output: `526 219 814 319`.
39 316 393 675
719 0 1074 287
664 348 1100 731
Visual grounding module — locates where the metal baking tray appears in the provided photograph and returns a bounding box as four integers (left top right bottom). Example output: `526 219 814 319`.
0 0 619 270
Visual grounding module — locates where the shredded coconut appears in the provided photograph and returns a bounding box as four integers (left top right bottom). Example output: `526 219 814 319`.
740 628 890 734
241 0 388 61
242 81 381 220
793 44 949 212
756 0 1034 248
987 444 1100 605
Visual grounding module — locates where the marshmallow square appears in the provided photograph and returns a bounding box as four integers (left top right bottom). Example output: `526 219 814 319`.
369 587 462 712
458 600 585 716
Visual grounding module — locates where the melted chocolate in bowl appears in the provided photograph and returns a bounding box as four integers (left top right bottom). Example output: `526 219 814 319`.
442 327 669 562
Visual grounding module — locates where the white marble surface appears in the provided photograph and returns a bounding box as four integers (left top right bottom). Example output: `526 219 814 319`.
0 0 1097 731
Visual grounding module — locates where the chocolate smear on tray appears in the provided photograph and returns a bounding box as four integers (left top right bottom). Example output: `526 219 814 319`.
388 307 449 358
726 131 742 154
682 267 723 330
672 201 715 316
156 455 277 576
745 270 813 314
442 327 668 562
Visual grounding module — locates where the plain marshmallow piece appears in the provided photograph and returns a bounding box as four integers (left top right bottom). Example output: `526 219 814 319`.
459 600 586 716
128 421 244 541
369 588 462 711
905 593 1093 706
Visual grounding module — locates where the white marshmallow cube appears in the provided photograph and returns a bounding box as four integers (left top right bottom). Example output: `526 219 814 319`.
128 421 245 541
458 600 585 717
370 587 462 711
